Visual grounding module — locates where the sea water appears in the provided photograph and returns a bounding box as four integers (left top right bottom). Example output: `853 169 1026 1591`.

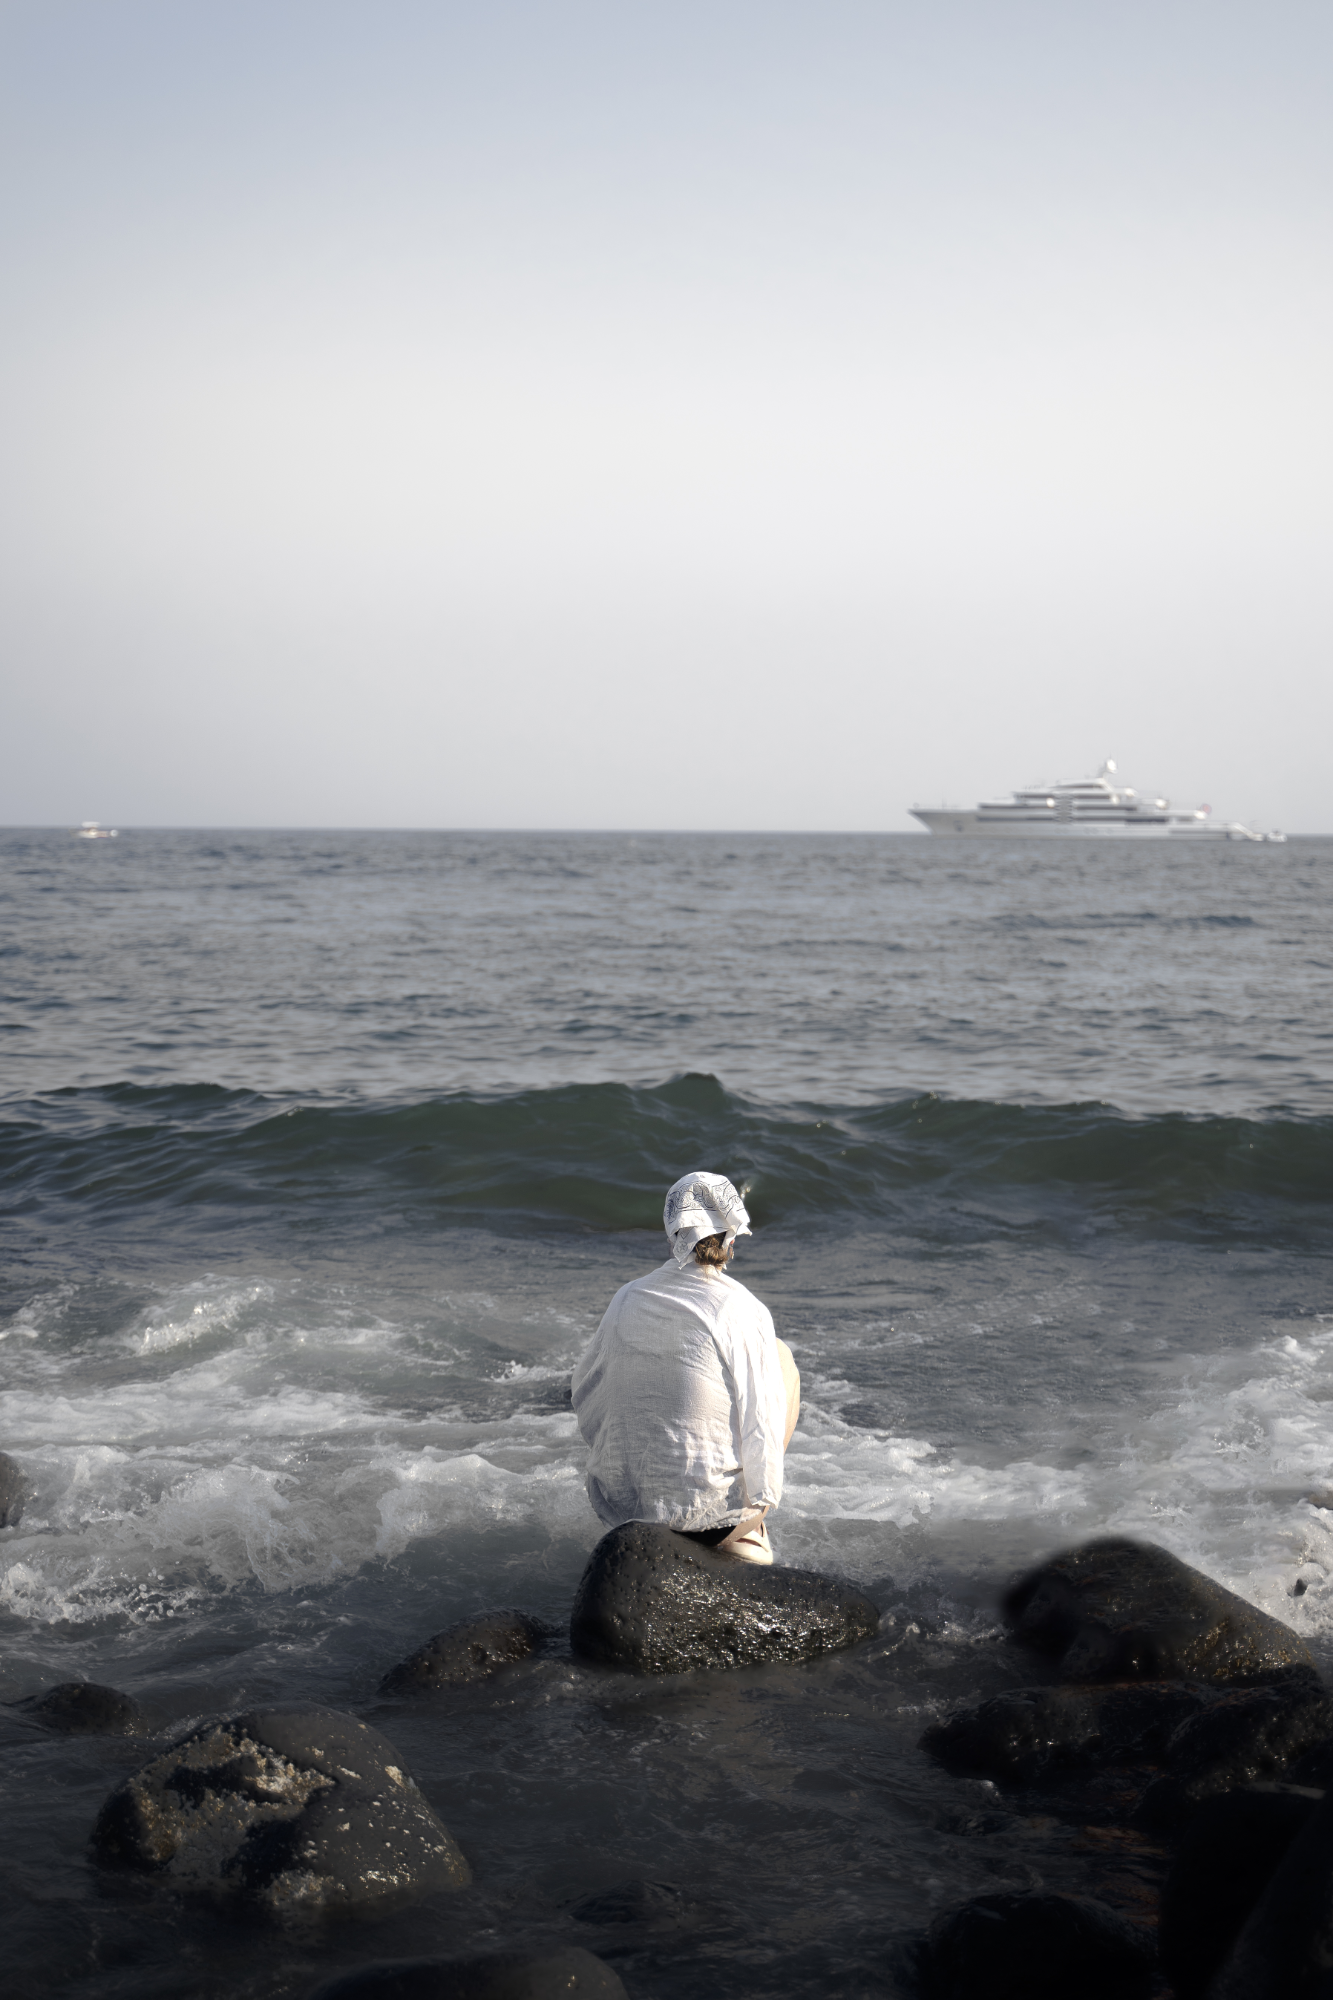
1 829 1332 1999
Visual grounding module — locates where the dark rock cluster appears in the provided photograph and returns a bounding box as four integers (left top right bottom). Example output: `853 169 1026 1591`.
923 1677 1206 1784
920 1537 1333 2000
53 1524 1333 1994
1139 1675 1333 1826
64 1523 878 1995
85 1521 1333 1994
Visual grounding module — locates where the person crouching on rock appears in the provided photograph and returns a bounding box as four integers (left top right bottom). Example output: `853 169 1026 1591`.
570 1171 800 1565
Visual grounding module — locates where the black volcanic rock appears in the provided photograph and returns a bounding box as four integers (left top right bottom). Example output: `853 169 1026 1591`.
1003 1538 1314 1685
0 1451 28 1528
92 1705 469 1915
308 1948 628 1999
1139 1676 1333 1827
1208 1784 1333 1998
920 1889 1154 2000
29 1681 141 1735
922 1679 1205 1783
379 1611 546 1695
569 1877 692 1926
1159 1788 1319 2000
568 1522 879 1674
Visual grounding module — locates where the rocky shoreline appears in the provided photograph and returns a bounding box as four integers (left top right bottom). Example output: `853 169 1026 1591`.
914 1538 1330 1999
6 1467 1328 1998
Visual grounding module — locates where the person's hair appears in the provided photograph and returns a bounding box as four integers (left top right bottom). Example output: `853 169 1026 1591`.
693 1232 733 1268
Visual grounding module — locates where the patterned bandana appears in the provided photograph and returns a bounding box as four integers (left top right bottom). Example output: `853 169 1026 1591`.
662 1172 752 1269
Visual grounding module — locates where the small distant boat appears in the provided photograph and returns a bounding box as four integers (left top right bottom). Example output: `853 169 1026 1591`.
910 763 1286 842
75 821 118 840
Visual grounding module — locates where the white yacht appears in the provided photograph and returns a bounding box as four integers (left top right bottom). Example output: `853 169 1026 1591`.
910 763 1284 841
75 821 118 839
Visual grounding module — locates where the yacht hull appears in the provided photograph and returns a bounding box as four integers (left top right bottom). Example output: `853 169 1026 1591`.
909 810 1257 841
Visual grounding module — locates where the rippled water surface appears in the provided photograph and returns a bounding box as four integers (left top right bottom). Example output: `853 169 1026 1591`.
5 828 1333 1111
2 829 1332 1999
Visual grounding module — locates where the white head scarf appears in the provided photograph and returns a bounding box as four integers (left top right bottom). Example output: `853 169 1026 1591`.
663 1171 752 1269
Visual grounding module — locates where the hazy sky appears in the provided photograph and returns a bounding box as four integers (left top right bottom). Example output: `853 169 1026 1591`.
2 1 1329 830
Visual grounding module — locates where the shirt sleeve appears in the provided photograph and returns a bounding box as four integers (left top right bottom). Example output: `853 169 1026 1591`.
720 1292 788 1511
570 1286 621 1445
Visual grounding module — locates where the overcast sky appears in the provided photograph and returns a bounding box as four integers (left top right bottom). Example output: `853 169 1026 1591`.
2 1 1329 831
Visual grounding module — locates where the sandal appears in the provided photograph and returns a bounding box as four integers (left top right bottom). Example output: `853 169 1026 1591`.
720 1519 774 1565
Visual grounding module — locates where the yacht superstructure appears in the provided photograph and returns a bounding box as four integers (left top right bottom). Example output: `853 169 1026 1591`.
909 764 1283 840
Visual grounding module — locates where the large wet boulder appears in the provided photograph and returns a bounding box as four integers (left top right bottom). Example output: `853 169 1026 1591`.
1208 1784 1333 1998
308 1948 628 1998
922 1679 1205 1784
1139 1676 1333 1827
919 1889 1155 2000
379 1611 546 1696
27 1681 141 1735
569 1522 879 1674
1159 1788 1320 2000
92 1705 469 1915
0 1451 28 1527
1003 1538 1314 1684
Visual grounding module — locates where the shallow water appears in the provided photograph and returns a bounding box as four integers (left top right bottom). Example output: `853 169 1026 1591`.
2 830 1332 1997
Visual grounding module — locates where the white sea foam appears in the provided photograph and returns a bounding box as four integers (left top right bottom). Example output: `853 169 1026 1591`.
0 1273 599 1621
131 1281 275 1354
2 1274 1331 1646
776 1316 1333 1644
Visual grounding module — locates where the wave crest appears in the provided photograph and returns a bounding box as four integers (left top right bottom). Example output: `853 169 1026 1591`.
3 1075 1330 1244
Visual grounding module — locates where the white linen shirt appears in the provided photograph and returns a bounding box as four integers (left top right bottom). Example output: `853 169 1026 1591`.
570 1258 788 1530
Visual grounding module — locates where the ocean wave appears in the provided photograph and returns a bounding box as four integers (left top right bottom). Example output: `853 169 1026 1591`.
2 1075 1330 1243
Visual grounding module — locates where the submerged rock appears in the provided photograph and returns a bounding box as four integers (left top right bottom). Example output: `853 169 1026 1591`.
0 1451 28 1528
569 1877 692 1926
28 1681 141 1735
1003 1538 1314 1685
308 1948 628 1999
379 1611 546 1696
920 1889 1155 2000
922 1679 1205 1784
569 1522 879 1674
1139 1676 1333 1827
1159 1788 1319 2000
92 1705 469 1916
1208 1784 1333 1999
